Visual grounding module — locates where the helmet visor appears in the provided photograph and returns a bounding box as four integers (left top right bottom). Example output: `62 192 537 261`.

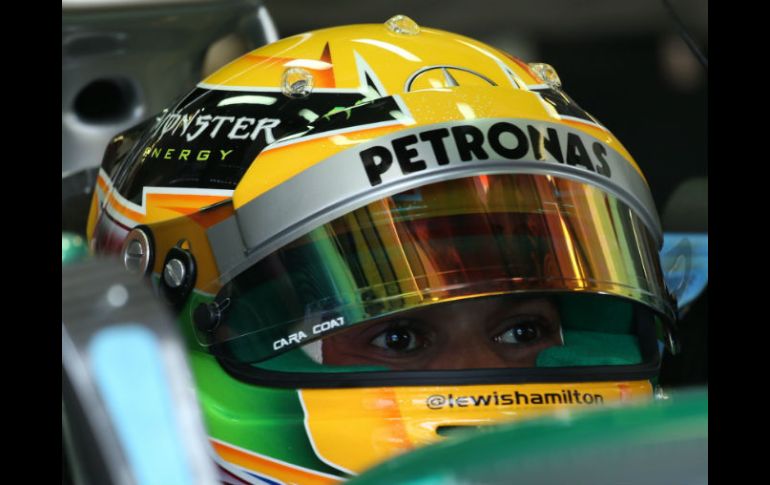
196 174 674 365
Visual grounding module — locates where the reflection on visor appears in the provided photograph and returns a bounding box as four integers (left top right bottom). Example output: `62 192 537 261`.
197 174 674 364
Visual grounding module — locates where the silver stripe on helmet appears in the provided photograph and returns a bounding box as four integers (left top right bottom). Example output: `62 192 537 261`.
208 118 661 284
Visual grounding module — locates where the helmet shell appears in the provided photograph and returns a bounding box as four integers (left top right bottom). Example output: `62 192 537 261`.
87 19 668 482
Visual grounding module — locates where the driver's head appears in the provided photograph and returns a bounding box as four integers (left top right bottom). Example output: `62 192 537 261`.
87 16 679 481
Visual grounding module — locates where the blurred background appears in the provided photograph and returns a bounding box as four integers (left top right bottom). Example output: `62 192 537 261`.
62 0 707 386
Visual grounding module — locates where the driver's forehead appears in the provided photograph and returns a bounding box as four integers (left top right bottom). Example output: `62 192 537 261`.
391 296 560 323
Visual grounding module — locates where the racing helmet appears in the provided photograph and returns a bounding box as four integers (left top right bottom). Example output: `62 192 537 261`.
87 16 679 483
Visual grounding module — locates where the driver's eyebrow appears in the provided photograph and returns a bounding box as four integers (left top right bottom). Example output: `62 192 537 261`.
495 304 562 331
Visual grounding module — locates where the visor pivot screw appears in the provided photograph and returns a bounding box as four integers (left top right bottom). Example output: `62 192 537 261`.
163 258 186 288
282 67 314 99
160 246 196 308
385 15 421 35
194 302 223 332
528 62 562 89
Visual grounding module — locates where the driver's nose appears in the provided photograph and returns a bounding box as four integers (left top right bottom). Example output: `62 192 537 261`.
422 336 513 370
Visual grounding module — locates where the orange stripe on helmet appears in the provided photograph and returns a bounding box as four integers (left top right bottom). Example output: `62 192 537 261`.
211 440 342 485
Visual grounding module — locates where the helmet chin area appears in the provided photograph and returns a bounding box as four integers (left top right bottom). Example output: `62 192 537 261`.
295 380 654 474
198 297 660 478
206 293 663 477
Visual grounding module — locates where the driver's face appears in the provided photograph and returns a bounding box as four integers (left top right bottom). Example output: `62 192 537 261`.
320 296 563 370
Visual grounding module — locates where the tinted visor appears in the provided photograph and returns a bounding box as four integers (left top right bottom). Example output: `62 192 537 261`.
196 174 674 364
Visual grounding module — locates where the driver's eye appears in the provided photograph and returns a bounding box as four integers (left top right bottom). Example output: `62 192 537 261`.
493 319 542 344
370 326 425 352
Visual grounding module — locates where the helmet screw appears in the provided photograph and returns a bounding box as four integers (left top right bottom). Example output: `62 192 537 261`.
160 246 196 308
528 62 562 89
281 67 314 99
194 301 226 333
120 226 154 276
163 258 186 288
124 239 145 271
385 15 421 35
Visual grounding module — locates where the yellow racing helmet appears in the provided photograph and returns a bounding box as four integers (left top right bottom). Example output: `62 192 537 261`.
88 16 679 483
